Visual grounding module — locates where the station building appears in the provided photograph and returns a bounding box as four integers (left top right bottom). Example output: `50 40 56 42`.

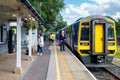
0 0 44 73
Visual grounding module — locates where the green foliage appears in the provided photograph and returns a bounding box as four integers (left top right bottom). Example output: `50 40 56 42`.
54 21 67 32
23 23 30 31
29 0 66 32
46 14 67 32
115 46 120 58
32 21 39 30
29 0 65 23
23 18 38 31
115 21 120 35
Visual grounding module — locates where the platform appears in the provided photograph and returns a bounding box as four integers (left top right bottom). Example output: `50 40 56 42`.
0 41 97 80
20 42 97 80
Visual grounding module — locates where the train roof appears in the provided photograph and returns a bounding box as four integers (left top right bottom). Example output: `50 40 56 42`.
59 15 115 31
75 15 114 23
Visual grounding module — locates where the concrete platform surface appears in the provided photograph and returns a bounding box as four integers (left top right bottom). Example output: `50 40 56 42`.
0 49 35 80
56 46 97 80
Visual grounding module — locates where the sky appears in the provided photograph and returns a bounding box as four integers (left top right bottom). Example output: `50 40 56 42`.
61 0 120 25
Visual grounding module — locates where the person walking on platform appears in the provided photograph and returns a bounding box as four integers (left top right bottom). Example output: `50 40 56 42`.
37 33 44 56
59 30 66 51
49 33 54 45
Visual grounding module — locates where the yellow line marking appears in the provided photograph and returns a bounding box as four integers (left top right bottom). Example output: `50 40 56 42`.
54 45 61 80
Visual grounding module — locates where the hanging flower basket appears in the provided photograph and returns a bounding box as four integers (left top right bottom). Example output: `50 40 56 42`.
23 17 39 32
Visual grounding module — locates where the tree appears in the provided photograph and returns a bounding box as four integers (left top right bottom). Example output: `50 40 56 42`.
54 14 67 32
29 0 64 24
54 21 67 31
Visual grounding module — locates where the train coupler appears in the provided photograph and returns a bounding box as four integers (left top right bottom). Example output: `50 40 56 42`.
91 55 105 63
97 55 104 63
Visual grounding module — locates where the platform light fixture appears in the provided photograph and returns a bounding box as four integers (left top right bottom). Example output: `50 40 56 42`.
12 13 16 17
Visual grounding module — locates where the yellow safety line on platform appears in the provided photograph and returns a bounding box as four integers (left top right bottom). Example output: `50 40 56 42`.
54 45 61 80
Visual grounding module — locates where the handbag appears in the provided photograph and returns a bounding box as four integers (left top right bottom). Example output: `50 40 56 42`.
58 40 61 46
39 43 43 47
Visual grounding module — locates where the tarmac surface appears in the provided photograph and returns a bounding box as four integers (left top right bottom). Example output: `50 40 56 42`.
21 41 50 80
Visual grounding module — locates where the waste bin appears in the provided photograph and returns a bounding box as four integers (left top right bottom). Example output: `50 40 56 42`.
26 48 33 55
26 49 29 55
8 30 14 53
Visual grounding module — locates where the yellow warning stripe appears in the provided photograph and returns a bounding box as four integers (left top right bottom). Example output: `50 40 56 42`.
54 45 61 80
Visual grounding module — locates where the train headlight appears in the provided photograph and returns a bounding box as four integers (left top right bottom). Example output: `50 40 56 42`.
80 42 89 46
80 50 90 54
108 43 115 46
107 50 115 54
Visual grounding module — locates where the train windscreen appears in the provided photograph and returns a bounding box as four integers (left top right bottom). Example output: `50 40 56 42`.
80 27 89 40
108 27 114 41
80 22 89 41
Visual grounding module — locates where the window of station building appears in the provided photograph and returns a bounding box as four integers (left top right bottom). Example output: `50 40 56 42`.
0 25 7 43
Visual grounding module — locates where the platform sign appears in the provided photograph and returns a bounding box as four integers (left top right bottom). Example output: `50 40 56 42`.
12 27 17 34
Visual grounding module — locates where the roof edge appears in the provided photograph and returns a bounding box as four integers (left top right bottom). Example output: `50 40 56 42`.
21 0 45 24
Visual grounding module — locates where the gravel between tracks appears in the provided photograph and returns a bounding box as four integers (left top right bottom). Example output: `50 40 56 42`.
89 58 120 80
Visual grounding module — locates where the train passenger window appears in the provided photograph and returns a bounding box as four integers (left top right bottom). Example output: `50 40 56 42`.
81 27 89 40
108 27 114 41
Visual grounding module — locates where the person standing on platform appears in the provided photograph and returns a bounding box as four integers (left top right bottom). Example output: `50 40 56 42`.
59 30 66 51
49 33 54 45
37 33 44 56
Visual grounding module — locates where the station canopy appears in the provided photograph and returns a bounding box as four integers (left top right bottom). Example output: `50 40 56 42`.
0 0 45 24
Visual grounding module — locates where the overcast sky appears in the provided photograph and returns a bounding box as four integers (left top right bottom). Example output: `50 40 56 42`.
61 0 120 25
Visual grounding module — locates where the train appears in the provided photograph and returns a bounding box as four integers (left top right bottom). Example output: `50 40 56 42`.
61 15 117 67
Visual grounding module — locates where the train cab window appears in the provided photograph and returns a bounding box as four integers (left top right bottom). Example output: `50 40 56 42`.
81 22 89 41
108 26 114 41
81 26 89 40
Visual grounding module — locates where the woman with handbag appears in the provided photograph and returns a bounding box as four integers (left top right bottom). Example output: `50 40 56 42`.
37 33 44 56
59 30 66 51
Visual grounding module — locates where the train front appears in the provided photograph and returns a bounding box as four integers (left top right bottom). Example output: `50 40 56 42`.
78 16 117 67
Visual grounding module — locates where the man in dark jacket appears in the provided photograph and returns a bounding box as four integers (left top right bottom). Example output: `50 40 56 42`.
59 30 66 51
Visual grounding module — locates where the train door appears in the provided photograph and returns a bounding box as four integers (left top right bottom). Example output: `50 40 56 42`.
94 24 103 53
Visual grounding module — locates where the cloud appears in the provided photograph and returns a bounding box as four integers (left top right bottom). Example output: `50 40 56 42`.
61 4 90 24
61 0 120 25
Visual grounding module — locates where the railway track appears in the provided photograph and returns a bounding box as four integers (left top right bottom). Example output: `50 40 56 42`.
104 64 120 80
88 64 120 80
